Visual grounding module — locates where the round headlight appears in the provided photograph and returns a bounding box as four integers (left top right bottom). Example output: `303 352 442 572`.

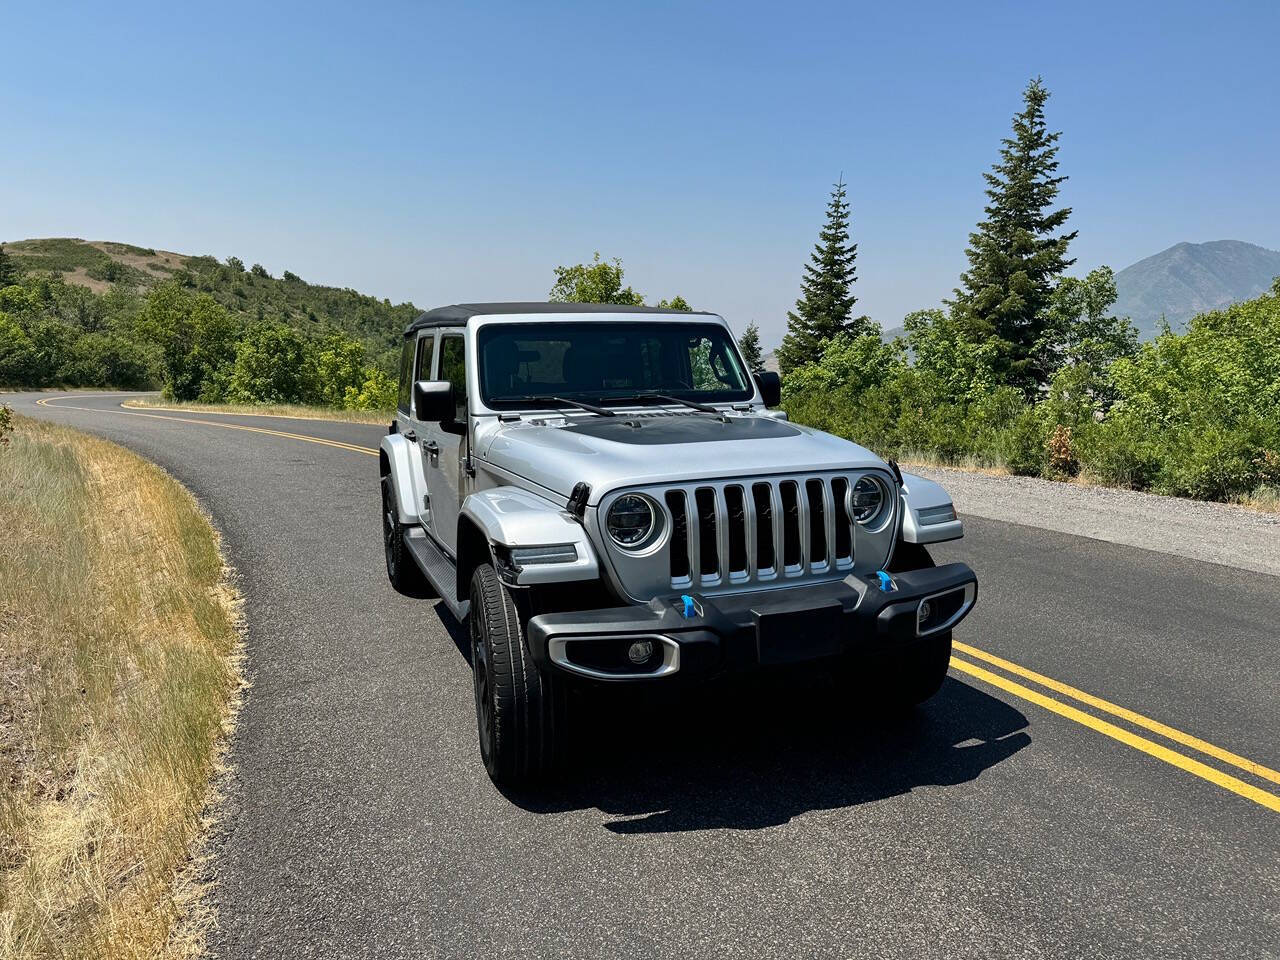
606 494 656 547
848 475 886 524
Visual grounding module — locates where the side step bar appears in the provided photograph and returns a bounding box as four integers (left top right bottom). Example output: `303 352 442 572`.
405 527 470 621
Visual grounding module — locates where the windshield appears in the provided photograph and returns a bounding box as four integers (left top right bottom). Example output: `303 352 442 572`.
477 321 754 409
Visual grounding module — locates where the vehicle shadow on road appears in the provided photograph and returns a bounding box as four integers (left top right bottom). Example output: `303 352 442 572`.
521 671 1029 833
433 607 1030 832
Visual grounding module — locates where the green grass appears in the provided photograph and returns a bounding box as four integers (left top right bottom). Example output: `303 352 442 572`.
0 413 243 958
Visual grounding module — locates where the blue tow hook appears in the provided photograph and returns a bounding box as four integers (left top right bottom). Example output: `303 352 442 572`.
681 594 696 618
876 570 895 592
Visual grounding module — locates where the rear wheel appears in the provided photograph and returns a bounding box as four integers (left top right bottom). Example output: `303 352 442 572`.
382 474 426 594
469 563 567 785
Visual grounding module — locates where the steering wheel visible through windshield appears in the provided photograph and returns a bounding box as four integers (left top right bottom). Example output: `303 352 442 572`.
478 321 754 409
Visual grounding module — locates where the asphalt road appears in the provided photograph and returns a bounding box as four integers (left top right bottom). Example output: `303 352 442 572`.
13 392 1280 959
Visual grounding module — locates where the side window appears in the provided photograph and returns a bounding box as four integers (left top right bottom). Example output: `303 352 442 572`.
396 336 414 413
415 333 435 384
439 334 467 422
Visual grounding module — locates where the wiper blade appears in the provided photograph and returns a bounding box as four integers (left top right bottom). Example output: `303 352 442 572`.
490 394 616 417
602 392 722 415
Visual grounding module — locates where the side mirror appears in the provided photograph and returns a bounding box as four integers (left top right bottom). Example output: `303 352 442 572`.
754 371 781 408
413 380 455 423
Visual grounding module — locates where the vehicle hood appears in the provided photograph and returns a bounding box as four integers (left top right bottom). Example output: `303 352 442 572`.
476 412 886 503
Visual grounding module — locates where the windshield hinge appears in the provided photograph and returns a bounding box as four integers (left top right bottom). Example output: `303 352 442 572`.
566 482 590 521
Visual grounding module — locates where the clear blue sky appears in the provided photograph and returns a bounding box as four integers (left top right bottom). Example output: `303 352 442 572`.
5 0 1278 347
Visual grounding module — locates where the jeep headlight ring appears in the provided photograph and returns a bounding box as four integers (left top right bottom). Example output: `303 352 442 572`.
606 493 659 548
848 475 887 525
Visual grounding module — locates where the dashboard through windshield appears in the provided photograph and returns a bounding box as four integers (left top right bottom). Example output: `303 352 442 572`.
478 321 754 409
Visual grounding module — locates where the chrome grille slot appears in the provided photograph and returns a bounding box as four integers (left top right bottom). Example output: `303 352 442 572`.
805 479 827 567
831 477 852 561
725 485 748 577
666 490 690 583
780 481 802 569
694 486 719 580
751 482 776 574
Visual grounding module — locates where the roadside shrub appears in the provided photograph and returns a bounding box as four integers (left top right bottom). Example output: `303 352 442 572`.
1044 424 1078 478
1075 415 1159 489
1152 422 1270 502
998 407 1047 476
0 403 11 447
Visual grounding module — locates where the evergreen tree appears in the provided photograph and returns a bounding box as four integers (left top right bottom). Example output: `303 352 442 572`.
952 78 1077 391
0 245 20 287
737 321 764 374
776 179 872 375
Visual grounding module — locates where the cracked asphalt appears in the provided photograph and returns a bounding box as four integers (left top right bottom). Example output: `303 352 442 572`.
12 392 1280 959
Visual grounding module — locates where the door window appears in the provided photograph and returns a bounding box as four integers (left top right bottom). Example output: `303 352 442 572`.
438 334 467 422
415 333 436 384
396 336 414 413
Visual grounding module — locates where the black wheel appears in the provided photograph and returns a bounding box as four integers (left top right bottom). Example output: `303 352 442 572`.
469 563 567 785
381 474 427 594
892 630 952 705
887 541 935 573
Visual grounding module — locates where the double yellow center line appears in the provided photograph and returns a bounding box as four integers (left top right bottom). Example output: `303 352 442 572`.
35 395 1280 813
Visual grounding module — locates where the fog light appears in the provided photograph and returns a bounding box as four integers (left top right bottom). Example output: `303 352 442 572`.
918 599 933 624
627 640 655 664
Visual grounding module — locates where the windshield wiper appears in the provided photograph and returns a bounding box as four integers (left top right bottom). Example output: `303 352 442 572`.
601 392 725 416
490 394 616 417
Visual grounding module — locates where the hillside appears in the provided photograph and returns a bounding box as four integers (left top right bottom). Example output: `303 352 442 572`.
1113 240 1280 337
3 238 420 365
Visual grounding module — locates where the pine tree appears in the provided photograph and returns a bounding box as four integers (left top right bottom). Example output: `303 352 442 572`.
737 321 764 374
952 78 1077 391
775 179 872 375
0 245 19 287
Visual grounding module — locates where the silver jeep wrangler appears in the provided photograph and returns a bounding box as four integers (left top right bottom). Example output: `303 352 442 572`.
380 303 976 784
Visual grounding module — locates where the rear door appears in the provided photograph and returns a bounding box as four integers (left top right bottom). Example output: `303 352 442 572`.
423 331 467 555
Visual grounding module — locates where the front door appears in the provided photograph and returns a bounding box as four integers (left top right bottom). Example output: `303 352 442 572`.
424 331 467 556
404 331 436 526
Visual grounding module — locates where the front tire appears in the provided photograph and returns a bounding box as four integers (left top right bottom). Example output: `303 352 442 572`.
469 563 567 785
879 541 950 706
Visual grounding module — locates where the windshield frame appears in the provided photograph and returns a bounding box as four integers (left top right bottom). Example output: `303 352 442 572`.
474 319 757 412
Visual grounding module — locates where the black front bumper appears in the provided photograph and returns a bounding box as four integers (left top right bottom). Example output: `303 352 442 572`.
526 563 977 681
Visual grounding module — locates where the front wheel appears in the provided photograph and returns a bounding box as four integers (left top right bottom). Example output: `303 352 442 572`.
469 563 567 785
890 630 952 706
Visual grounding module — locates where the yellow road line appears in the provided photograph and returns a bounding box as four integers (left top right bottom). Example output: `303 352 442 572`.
36 395 379 457
119 399 386 426
953 640 1280 787
949 656 1280 813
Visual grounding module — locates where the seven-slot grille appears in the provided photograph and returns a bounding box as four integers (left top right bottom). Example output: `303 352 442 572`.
661 474 878 589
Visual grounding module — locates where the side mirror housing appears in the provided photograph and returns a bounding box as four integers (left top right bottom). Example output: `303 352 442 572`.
754 371 781 408
413 380 455 423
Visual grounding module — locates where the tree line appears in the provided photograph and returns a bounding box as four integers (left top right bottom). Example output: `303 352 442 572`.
772 78 1278 505
0 250 403 409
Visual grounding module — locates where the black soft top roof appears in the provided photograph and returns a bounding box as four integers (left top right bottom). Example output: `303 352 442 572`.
404 301 716 335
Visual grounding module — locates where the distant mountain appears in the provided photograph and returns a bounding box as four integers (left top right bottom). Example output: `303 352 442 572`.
1113 240 1280 338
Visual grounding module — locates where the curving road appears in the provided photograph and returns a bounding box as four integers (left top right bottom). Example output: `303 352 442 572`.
13 392 1280 959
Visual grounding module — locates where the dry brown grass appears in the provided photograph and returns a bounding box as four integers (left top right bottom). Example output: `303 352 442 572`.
0 414 244 958
122 397 391 425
